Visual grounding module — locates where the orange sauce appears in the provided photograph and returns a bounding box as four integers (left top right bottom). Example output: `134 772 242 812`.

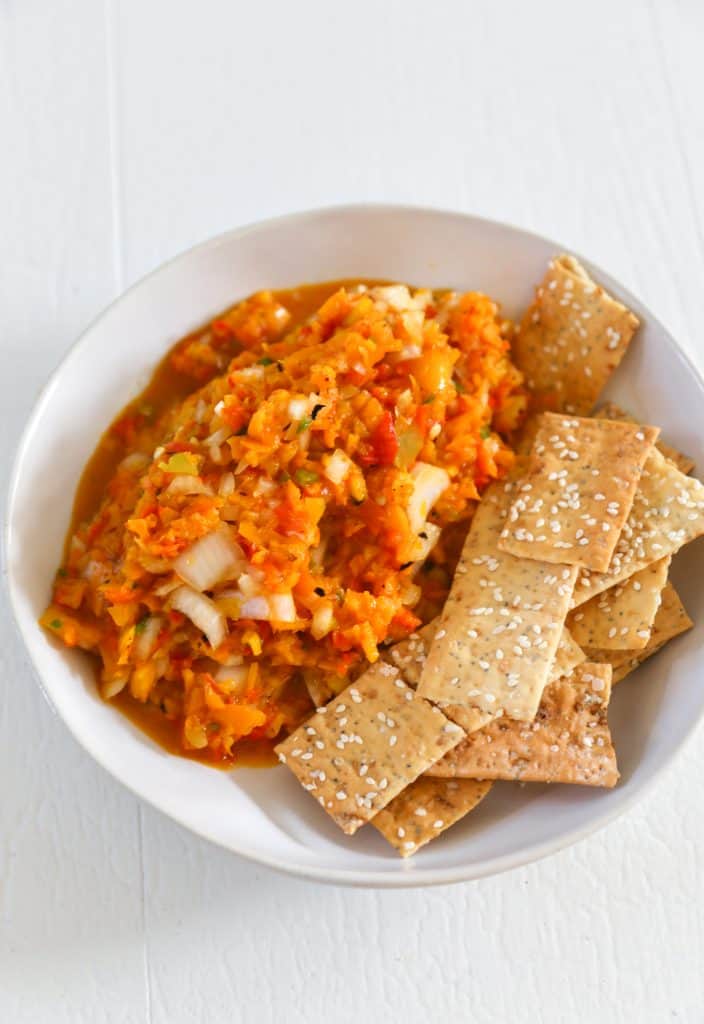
68 279 385 768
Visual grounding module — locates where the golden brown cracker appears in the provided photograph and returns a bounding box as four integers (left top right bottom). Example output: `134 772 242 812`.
498 413 659 572
416 476 578 722
585 583 693 683
513 254 639 415
568 556 670 651
573 448 704 606
550 625 586 681
372 777 492 857
596 402 694 475
427 663 618 787
275 661 465 835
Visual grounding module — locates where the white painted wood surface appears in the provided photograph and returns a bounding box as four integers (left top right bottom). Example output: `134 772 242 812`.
1 1 703 1019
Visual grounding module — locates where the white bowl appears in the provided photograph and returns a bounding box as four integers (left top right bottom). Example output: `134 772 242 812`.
6 205 704 887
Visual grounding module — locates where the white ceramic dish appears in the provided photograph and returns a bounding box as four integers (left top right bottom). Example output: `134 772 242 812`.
6 205 704 887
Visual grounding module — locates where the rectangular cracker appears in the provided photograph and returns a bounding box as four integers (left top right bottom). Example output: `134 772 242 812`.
596 402 695 475
427 662 618 787
498 413 659 572
567 556 671 651
275 662 465 835
572 447 704 606
416 477 578 722
384 620 495 734
551 624 586 680
372 777 492 858
585 583 693 683
513 253 639 415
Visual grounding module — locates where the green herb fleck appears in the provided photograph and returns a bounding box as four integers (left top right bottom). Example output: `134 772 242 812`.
50 618 62 629
294 468 319 486
57 567 68 578
135 616 149 634
297 417 312 434
480 424 491 440
423 394 435 404
258 356 274 366
207 722 222 733
454 376 467 394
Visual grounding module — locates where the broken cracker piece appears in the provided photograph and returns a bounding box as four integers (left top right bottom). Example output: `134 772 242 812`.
275 661 465 835
498 413 659 572
568 556 670 651
427 662 618 787
573 448 704 606
585 582 693 683
372 777 492 858
416 476 577 722
513 254 639 415
596 402 694 475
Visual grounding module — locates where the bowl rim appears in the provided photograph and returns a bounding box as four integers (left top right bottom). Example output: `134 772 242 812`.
6 202 704 888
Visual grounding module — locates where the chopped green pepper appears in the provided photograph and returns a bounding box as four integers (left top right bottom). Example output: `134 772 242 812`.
294 468 319 486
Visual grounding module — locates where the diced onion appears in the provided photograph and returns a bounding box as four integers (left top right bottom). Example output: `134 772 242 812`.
406 462 450 533
119 452 150 473
240 596 270 620
174 528 245 591
323 449 352 485
408 521 441 564
311 602 334 639
134 615 163 661
371 284 412 311
288 397 308 420
166 475 213 497
204 426 231 446
154 576 182 597
215 664 249 692
170 585 226 649
218 472 235 497
269 593 297 623
237 570 263 599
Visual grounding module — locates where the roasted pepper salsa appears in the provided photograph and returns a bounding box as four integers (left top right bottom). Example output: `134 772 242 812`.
42 280 527 766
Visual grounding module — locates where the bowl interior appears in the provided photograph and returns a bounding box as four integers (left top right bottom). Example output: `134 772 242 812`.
7 206 704 886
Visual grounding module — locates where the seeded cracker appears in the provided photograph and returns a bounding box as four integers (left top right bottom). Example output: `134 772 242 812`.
416 477 578 722
427 662 618 787
275 662 465 835
567 556 671 651
573 448 704 606
585 583 692 684
384 621 495 733
513 254 639 415
372 777 493 857
596 402 695 475
386 619 583 694
551 625 586 680
498 413 659 572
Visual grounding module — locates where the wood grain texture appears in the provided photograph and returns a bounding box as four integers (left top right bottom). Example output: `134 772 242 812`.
1 0 703 1021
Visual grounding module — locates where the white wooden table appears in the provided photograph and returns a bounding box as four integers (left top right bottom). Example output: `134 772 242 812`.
2 2 703 1020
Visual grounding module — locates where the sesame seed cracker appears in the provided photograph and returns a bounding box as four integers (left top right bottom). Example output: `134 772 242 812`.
275 662 465 835
512 254 639 415
499 413 659 572
426 663 618 787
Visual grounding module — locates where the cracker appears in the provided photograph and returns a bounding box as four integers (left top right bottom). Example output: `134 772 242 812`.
585 583 693 683
596 402 695 475
513 254 639 415
275 661 465 835
498 413 659 572
384 620 496 734
416 477 578 722
551 624 586 681
372 777 492 858
427 663 618 787
572 448 704 606
568 556 670 651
